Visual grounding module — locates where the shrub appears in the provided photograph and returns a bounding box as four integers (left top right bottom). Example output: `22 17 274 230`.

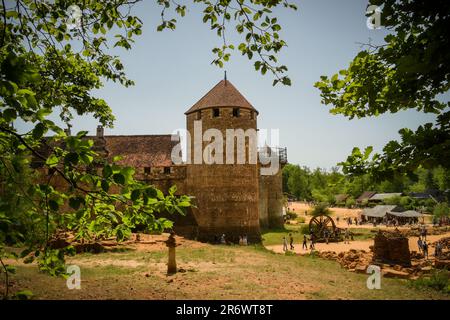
311 202 331 216
411 269 450 293
383 195 402 205
285 211 298 220
434 203 450 218
300 224 310 235
345 197 356 208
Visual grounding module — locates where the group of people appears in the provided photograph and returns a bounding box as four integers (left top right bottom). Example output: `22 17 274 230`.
238 235 248 246
417 237 429 258
417 225 429 258
216 234 248 245
282 228 354 252
417 225 445 259
282 233 318 252
434 240 444 259
344 217 360 226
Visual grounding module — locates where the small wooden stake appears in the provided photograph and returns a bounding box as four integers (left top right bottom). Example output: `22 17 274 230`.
166 231 177 274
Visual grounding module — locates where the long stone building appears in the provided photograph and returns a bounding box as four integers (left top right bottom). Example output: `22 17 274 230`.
39 79 287 243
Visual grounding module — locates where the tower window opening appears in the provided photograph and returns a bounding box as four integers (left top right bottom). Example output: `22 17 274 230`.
196 111 202 120
250 111 254 119
232 108 240 117
164 167 171 174
144 167 151 174
213 108 220 118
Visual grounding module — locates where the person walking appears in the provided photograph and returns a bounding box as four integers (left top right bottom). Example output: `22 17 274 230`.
220 233 226 245
435 241 443 258
282 236 288 252
344 228 350 244
417 237 423 255
324 229 329 244
423 241 429 259
243 234 248 246
302 235 308 250
289 233 295 250
309 233 315 250
421 226 427 241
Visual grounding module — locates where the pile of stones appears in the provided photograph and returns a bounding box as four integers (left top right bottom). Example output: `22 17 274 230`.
317 248 433 279
403 226 450 237
317 249 372 273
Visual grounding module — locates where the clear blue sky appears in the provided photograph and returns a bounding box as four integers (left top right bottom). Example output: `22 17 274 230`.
16 0 440 169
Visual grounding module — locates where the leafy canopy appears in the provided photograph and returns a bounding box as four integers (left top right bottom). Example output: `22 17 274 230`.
314 0 450 180
0 0 298 298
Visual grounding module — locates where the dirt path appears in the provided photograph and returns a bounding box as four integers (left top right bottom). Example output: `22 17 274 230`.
266 232 450 255
288 201 433 228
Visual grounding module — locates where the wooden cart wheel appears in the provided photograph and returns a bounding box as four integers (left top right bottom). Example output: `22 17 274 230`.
309 214 337 240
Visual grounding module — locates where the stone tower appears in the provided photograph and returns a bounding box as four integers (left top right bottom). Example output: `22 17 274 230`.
185 79 261 243
258 145 286 229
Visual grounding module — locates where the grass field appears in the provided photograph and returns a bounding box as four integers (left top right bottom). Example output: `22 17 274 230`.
261 224 378 247
3 243 449 300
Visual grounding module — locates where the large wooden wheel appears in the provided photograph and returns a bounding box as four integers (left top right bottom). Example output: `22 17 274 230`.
309 214 337 240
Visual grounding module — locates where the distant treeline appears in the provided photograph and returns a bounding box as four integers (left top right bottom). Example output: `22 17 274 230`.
282 164 450 206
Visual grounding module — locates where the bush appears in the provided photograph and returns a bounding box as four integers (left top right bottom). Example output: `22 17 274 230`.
285 211 298 220
311 202 331 216
297 216 305 223
345 197 356 208
434 203 450 218
300 224 311 235
411 269 450 293
383 195 402 205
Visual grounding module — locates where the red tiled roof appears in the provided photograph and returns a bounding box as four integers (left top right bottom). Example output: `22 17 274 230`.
33 135 179 169
103 135 177 167
185 80 258 115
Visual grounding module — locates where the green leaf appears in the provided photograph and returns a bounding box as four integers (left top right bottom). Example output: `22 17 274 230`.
3 108 17 122
145 187 157 198
65 152 79 165
69 197 84 210
20 249 32 258
32 122 46 139
48 199 59 211
102 165 113 178
113 173 125 185
45 154 59 167
5 265 16 274
14 290 34 300
131 189 140 202
101 179 109 192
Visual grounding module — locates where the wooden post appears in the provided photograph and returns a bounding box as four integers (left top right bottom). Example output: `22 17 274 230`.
166 231 177 274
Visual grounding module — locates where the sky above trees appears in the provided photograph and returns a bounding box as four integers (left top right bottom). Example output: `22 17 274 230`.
14 0 444 169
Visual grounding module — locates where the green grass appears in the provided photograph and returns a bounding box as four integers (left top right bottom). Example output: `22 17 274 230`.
4 242 450 300
350 228 379 241
261 224 306 246
262 224 381 244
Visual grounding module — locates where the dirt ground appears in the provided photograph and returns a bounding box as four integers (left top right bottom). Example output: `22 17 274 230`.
3 234 449 300
288 201 431 229
266 232 450 255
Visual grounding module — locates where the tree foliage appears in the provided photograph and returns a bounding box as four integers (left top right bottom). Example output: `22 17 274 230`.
0 0 298 298
282 163 450 205
314 0 450 180
156 0 297 85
